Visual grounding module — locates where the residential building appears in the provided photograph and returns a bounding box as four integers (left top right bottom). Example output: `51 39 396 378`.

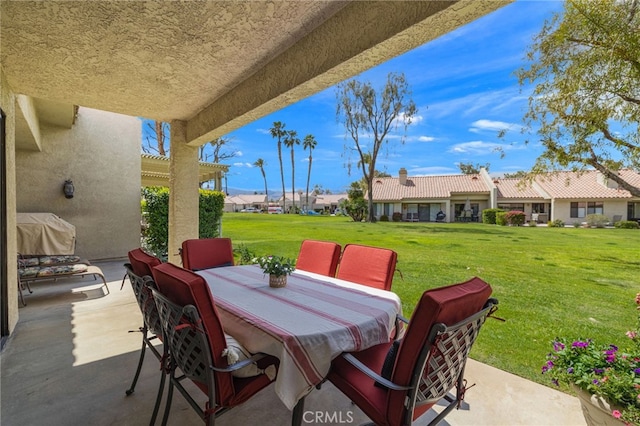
371 168 640 224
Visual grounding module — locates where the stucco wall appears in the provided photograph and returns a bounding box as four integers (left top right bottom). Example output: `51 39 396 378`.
1 65 19 333
552 199 630 225
16 107 141 260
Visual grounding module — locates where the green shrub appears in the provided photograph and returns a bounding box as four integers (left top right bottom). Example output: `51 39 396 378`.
141 187 225 258
615 220 640 229
482 208 504 224
379 214 389 222
548 219 565 228
199 189 225 238
233 243 256 265
142 187 170 258
504 210 526 226
495 211 507 226
392 212 403 222
528 220 537 227
585 214 609 228
573 221 581 228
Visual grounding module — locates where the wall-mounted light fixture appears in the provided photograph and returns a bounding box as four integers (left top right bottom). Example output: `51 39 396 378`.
63 179 75 199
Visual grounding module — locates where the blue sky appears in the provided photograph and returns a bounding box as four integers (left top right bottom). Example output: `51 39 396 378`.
148 0 566 195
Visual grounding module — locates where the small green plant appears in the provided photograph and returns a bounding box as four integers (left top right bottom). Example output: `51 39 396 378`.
548 219 565 228
379 214 389 222
585 214 609 228
573 222 581 228
529 220 537 227
615 221 640 229
392 212 403 222
253 255 295 276
234 243 256 265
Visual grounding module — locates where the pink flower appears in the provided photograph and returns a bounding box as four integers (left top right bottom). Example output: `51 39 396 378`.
627 331 637 339
612 410 621 419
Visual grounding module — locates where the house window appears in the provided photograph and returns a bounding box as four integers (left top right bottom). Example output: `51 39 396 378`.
587 201 603 215
383 203 392 217
532 203 546 214
498 203 524 211
571 202 603 218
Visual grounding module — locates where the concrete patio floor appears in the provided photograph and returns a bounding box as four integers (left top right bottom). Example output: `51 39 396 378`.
1 260 586 426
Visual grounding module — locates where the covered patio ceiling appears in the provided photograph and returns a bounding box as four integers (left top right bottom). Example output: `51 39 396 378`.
1 1 511 147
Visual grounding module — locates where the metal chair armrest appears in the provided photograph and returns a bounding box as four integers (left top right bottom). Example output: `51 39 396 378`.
210 352 268 373
340 353 412 391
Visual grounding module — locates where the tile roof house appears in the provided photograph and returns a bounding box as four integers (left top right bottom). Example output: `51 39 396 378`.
370 168 640 224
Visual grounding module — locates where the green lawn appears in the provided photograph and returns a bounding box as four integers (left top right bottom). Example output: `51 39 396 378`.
222 213 640 388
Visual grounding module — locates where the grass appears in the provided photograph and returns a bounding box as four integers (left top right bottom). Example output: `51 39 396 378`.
222 213 640 388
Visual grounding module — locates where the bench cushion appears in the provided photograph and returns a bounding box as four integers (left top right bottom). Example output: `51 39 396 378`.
19 263 89 278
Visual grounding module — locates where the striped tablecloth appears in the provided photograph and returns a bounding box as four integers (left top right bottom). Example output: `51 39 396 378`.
197 265 402 410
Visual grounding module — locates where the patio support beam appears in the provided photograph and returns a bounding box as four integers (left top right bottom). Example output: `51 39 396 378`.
168 120 199 265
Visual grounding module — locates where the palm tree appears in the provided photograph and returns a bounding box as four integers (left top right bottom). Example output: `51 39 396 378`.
302 134 317 211
253 158 268 202
270 122 287 211
284 130 300 212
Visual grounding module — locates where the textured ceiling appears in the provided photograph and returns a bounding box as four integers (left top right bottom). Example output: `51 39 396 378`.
1 1 347 121
1 1 512 145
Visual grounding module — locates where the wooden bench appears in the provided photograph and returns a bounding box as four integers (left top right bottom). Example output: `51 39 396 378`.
18 255 109 306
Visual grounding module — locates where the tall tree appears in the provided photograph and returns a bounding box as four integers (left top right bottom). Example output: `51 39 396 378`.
458 162 490 174
302 134 317 211
517 0 640 196
253 158 268 201
142 120 169 156
199 137 237 163
270 122 287 210
336 72 417 222
284 130 300 212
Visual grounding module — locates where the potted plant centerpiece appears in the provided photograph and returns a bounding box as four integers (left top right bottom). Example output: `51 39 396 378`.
542 294 640 425
254 255 295 288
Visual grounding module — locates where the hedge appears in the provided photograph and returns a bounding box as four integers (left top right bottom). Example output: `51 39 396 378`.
482 208 504 224
141 187 225 258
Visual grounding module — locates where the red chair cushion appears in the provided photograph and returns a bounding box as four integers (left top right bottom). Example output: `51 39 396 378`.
128 248 161 277
151 263 275 408
328 277 492 426
151 263 236 405
181 238 234 271
295 240 341 277
336 244 397 290
387 277 492 425
328 341 393 425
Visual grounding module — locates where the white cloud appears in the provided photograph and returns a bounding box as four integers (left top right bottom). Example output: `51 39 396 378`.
449 141 507 155
392 112 423 127
469 119 522 133
409 166 458 175
418 136 435 142
235 150 243 157
233 162 253 167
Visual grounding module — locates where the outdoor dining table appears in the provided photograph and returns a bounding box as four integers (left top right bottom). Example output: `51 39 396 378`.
196 264 402 413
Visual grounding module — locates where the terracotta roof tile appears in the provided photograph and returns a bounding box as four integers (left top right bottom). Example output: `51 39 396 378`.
372 174 490 201
534 170 640 199
495 179 544 199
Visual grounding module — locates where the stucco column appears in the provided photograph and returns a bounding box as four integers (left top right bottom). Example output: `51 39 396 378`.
168 120 199 265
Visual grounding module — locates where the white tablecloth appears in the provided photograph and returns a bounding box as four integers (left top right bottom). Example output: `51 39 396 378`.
197 265 402 410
